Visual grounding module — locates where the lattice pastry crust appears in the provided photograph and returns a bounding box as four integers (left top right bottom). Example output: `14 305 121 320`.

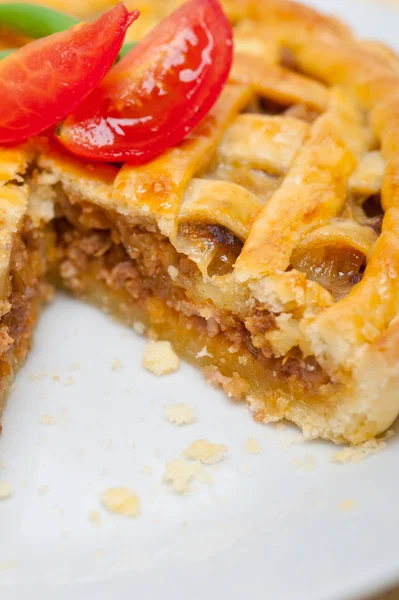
1 0 399 444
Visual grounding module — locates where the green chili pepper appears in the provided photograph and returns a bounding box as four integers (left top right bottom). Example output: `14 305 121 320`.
0 3 137 60
118 41 136 59
0 3 79 39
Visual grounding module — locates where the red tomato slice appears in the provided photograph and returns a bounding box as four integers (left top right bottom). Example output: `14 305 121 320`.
58 0 233 164
0 4 139 144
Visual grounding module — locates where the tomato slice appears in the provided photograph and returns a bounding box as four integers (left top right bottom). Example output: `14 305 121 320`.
0 3 139 144
58 0 233 164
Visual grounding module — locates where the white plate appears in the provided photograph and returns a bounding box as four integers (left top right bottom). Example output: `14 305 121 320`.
1 2 399 599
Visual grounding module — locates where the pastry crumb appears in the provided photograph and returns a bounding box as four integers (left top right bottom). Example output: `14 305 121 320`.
40 413 57 425
61 407 70 422
141 465 153 475
111 358 123 372
0 480 12 499
238 355 248 365
245 436 261 455
339 499 356 512
280 434 304 450
38 485 50 496
183 439 227 464
331 433 393 464
29 371 47 383
167 265 179 280
163 459 202 493
62 375 74 386
101 487 140 517
88 511 102 528
291 453 317 471
142 340 180 375
164 403 196 425
101 468 109 476
68 362 80 372
0 560 17 571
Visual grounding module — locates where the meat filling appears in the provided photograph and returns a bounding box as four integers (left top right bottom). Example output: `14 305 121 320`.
50 196 329 393
0 218 52 424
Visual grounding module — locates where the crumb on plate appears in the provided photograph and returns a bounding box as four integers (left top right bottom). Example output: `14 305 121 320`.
101 487 140 517
291 453 316 471
164 403 196 425
111 358 122 372
142 340 180 375
163 459 202 493
183 439 228 464
40 413 57 425
88 510 102 528
245 436 261 455
0 560 17 571
339 499 356 512
61 407 70 422
0 481 12 499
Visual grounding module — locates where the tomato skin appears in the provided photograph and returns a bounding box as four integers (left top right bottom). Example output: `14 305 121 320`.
58 0 233 164
0 4 139 144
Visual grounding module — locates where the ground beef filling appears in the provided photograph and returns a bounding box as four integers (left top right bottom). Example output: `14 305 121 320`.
0 218 50 388
52 205 329 392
